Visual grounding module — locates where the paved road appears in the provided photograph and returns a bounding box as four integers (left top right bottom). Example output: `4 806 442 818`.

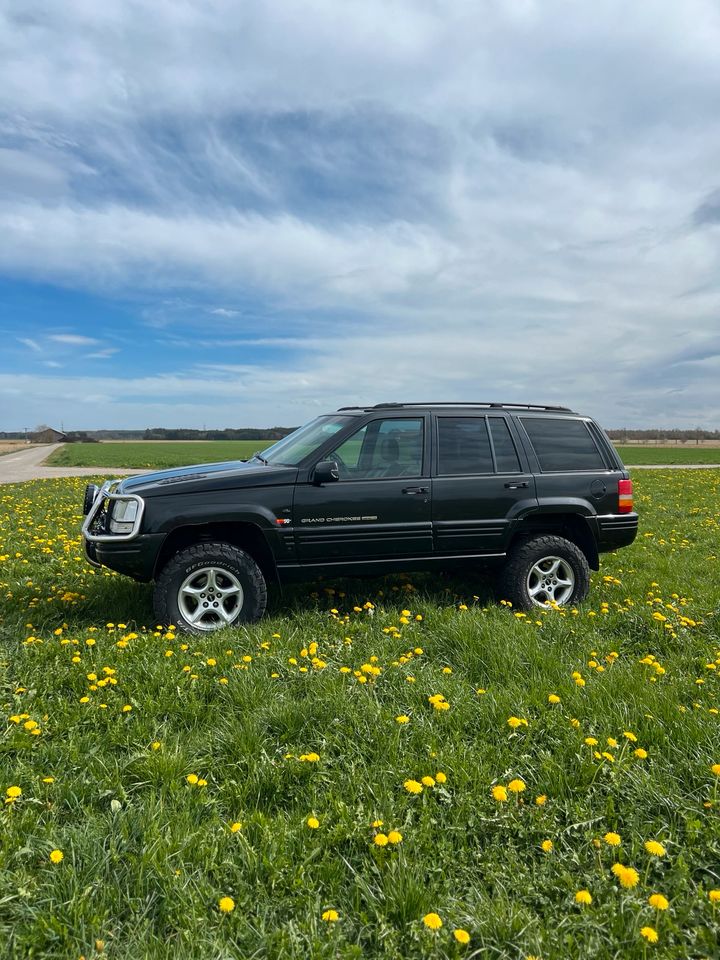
0 444 146 486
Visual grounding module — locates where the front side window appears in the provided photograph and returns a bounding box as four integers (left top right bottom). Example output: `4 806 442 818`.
330 418 424 479
261 416 352 466
521 417 605 471
437 417 493 475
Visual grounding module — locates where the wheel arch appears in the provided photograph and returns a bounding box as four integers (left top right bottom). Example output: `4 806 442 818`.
153 521 280 585
509 513 599 570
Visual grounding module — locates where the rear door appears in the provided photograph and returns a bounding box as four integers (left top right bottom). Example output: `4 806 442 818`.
431 414 537 554
293 415 432 562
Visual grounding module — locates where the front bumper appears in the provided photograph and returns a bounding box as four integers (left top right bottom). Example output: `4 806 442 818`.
84 533 165 582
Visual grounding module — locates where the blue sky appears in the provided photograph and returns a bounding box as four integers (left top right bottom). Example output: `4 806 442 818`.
1 0 720 430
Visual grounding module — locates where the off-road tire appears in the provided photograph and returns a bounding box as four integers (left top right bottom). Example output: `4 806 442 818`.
498 535 590 611
154 542 267 633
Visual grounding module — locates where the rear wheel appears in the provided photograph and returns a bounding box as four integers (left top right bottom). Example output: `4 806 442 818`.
153 542 267 633
499 535 590 611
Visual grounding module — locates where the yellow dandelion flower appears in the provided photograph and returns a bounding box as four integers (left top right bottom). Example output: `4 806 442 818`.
186 774 199 785
603 832 621 847
508 778 525 793
541 839 553 852
230 822 243 833
634 748 648 759
711 764 720 776
640 926 658 943
49 849 64 864
648 894 669 910
395 715 410 724
387 830 403 844
535 794 547 806
548 694 561 704
404 779 423 794
644 840 666 857
421 776 436 788
422 912 443 930
575 890 592 905
218 896 235 913
306 816 319 829
453 928 470 944
708 889 720 902
373 833 389 847
6 786 21 799
492 785 508 802
322 909 339 922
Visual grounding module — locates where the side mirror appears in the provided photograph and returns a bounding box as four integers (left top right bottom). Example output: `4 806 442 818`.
313 460 340 484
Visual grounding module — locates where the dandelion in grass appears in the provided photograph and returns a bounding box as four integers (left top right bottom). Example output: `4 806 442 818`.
373 833 389 847
453 928 470 944
575 890 592 905
535 794 547 806
230 822 243 833
541 839 553 852
395 715 410 724
711 764 720 776
218 897 235 913
603 832 621 847
648 894 669 910
186 774 199 785
49 849 64 864
548 694 561 704
322 909 339 922
421 776 436 788
507 716 528 729
306 816 320 829
634 748 648 759
508 779 525 794
387 830 403 844
640 926 658 943
612 864 639 888
644 840 666 857
492 785 508 802
404 779 423 794
422 912 443 930
708 889 720 902
435 772 447 783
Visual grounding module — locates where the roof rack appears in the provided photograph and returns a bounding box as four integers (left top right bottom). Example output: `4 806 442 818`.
337 402 574 413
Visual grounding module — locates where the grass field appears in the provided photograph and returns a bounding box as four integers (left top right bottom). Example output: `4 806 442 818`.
46 441 263 469
1 471 719 959
616 447 720 466
46 441 720 471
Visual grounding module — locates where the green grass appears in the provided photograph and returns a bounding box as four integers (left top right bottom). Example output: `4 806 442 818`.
45 441 265 469
615 446 720 465
1 471 719 958
46 441 720 473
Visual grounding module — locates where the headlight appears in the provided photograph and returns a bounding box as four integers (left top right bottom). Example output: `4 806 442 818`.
109 498 139 534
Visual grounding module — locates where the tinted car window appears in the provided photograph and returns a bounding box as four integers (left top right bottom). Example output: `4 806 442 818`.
521 417 605 471
438 418 493 475
489 418 521 472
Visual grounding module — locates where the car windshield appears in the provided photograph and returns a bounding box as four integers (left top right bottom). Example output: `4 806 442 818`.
259 415 353 466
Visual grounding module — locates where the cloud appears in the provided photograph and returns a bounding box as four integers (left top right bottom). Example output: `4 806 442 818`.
48 334 101 346
17 336 41 351
1 1 720 427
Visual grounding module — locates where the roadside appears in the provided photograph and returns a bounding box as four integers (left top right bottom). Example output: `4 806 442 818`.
0 444 146 486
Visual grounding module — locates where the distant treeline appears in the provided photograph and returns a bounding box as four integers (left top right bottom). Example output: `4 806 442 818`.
606 429 720 442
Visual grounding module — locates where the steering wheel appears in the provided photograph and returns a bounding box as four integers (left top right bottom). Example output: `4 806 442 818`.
331 451 349 477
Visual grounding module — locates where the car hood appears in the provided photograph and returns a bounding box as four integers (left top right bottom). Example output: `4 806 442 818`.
116 459 297 496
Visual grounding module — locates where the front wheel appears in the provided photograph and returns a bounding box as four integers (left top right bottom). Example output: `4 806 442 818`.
153 542 267 633
498 535 590 611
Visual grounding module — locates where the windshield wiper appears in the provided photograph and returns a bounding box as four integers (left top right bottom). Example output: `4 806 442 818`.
252 451 269 465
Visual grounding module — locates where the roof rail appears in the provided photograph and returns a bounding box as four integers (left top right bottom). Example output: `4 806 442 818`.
350 402 575 413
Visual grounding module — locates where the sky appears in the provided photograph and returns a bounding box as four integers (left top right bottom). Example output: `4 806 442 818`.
1 0 720 431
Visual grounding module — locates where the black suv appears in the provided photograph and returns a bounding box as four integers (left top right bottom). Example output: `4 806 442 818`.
82 403 638 632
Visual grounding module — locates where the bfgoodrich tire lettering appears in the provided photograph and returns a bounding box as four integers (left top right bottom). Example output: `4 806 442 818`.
153 542 267 632
499 535 590 612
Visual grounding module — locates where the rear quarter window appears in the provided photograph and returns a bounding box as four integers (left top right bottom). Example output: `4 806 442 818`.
521 417 606 471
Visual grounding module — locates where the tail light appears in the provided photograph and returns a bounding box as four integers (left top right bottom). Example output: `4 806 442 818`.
618 479 633 514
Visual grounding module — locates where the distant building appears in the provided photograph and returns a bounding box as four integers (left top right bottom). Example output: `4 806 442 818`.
32 428 67 444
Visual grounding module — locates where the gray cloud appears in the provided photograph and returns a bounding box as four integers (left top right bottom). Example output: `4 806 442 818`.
1 1 720 427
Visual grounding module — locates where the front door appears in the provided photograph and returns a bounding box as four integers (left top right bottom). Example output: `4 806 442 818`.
293 416 432 562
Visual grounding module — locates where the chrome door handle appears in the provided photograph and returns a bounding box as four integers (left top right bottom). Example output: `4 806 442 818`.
504 481 529 489
402 486 429 495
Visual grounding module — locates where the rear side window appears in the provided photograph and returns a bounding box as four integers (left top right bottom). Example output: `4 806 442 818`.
489 418 521 472
438 418 493 475
521 417 605 471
